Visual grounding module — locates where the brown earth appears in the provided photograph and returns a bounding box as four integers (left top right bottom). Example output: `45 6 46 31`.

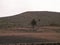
0 26 60 42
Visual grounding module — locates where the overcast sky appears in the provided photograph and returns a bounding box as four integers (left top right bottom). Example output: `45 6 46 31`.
0 0 60 17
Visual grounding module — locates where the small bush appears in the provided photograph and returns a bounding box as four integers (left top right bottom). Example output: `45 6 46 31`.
49 23 60 26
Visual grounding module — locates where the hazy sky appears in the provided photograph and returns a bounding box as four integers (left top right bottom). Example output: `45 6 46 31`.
0 0 60 17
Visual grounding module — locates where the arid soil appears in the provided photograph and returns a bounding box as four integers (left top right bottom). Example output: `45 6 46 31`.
0 26 60 42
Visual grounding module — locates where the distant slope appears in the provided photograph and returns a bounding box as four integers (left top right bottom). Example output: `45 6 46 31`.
0 11 60 28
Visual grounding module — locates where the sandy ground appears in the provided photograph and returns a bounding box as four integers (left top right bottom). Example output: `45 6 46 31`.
0 26 60 42
0 32 60 42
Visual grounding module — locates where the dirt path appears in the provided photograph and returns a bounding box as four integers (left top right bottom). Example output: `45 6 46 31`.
0 32 60 42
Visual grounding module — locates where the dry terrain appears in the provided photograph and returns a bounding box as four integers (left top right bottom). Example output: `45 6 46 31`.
0 26 60 43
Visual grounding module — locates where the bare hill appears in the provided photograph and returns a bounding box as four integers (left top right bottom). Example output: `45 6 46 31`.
0 11 60 28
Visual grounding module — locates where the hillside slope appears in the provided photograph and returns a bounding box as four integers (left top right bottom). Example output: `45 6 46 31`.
0 11 60 28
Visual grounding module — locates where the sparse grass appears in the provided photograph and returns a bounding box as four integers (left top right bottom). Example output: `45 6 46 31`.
0 26 60 33
0 36 51 44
